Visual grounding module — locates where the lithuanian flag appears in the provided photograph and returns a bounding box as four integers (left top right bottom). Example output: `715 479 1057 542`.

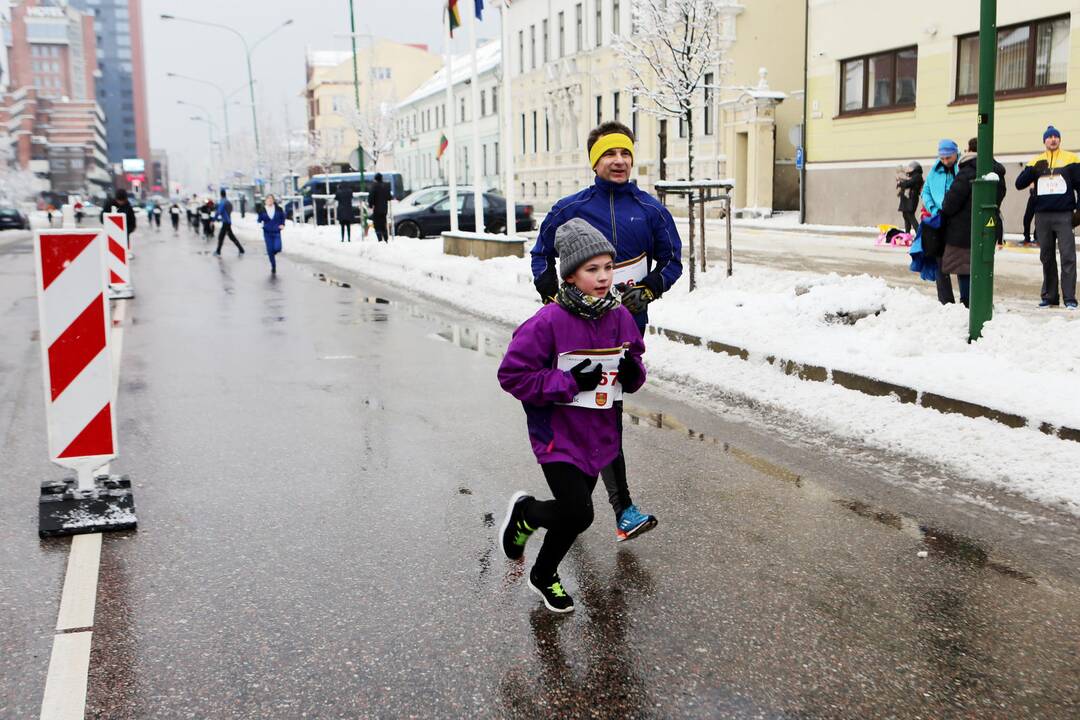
447 0 461 37
437 134 449 160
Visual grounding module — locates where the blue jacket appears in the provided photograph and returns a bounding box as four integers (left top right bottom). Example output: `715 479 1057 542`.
216 198 233 225
531 177 683 328
920 159 956 215
258 206 285 240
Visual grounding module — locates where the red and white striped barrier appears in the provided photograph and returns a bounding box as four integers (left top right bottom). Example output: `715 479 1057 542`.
104 212 134 299
34 229 117 487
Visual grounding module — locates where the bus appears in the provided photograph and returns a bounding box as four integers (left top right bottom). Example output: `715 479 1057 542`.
288 172 406 224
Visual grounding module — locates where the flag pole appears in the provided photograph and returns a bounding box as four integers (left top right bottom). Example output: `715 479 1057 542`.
499 0 515 238
468 1 484 232
444 3 459 232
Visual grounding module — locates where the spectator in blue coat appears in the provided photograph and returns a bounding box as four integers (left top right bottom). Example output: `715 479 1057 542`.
530 120 683 548
258 195 286 275
920 139 960 303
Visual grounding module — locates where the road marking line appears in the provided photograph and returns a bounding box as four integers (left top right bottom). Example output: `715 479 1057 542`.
55 533 102 631
40 300 125 718
40 631 93 720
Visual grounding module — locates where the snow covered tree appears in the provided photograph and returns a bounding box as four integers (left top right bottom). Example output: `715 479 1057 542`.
339 99 399 171
616 0 732 288
0 135 44 206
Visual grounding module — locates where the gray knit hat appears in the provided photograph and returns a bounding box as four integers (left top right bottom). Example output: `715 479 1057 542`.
555 218 615 279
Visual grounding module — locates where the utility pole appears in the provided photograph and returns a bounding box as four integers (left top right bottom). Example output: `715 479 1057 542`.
968 0 997 341
348 0 366 197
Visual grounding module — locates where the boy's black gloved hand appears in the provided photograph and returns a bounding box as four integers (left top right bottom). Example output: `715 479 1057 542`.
616 355 641 389
535 268 559 304
569 359 603 392
620 284 656 314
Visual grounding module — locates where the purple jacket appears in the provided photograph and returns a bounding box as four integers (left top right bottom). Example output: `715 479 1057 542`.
498 303 646 476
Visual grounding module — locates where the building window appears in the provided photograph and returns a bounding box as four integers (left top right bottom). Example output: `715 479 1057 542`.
575 4 584 52
492 86 498 114
460 97 466 123
840 46 918 115
545 111 550 151
703 72 714 135
558 12 565 58
596 95 602 125
518 30 524 74
542 19 549 63
613 0 620 35
521 114 526 153
532 111 538 152
494 141 500 174
631 94 638 136
595 1 602 47
612 91 620 121
480 90 487 116
482 144 488 175
956 15 1069 100
530 25 536 70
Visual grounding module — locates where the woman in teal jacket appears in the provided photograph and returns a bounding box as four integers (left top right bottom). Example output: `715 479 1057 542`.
920 139 959 215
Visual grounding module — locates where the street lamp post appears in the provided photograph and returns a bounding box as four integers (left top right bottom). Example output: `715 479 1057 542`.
968 0 998 341
161 14 293 192
167 74 252 150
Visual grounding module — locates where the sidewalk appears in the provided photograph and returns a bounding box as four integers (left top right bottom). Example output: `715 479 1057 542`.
230 218 1080 516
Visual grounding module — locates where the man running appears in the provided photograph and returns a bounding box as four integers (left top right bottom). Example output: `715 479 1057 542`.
214 189 244 256
530 120 683 542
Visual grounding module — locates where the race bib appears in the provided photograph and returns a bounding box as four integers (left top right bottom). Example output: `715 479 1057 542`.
556 347 626 409
613 252 648 288
1037 174 1068 196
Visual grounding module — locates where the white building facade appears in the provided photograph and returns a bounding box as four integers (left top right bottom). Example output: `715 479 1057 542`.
395 41 503 193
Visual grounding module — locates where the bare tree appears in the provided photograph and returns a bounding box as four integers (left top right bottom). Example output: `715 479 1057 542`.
0 134 45 206
339 99 399 171
616 0 730 289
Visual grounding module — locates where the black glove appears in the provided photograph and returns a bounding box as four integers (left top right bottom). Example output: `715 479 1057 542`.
616 355 641 390
620 284 656 314
569 359 603 392
535 268 559 304
1033 159 1050 173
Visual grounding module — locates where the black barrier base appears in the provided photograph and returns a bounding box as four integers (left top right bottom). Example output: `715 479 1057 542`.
39 474 137 538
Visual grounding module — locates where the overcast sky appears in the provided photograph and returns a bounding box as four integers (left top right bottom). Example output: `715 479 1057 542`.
144 0 500 190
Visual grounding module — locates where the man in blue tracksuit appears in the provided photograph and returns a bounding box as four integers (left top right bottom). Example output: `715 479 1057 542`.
531 120 683 544
214 189 244 256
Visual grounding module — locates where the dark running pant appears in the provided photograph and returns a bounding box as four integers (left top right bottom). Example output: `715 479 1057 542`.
171 217 180 230
1023 194 1037 242
216 223 244 253
1036 211 1077 304
901 211 918 234
340 222 351 241
600 402 633 519
936 273 970 306
523 463 598 579
373 214 388 242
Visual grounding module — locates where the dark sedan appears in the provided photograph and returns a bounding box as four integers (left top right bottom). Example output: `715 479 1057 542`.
0 207 29 230
392 192 535 238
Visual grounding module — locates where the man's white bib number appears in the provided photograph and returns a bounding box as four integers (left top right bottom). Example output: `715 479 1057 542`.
1037 174 1068 196
613 253 647 288
557 347 625 409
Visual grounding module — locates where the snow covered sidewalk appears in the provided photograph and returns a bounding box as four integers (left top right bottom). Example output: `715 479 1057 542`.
232 219 1080 516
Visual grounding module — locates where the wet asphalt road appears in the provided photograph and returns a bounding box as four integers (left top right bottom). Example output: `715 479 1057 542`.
2 225 1080 719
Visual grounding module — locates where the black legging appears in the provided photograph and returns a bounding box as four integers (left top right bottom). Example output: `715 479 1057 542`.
340 222 351 241
902 211 918 234
373 214 388 242
1023 192 1038 242
523 462 598 578
216 223 244 253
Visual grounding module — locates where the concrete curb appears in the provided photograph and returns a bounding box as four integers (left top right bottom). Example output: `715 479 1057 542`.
647 325 1080 444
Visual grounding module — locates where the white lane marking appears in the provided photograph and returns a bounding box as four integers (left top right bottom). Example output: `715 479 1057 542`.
40 301 124 718
39 631 93 720
55 533 102 631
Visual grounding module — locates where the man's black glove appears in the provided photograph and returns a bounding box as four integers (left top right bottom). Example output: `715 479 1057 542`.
1033 159 1050 173
535 268 559 304
569 359 603 392
620 284 656 314
616 355 641 390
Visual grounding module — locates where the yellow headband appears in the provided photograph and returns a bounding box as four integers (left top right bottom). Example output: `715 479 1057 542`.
589 133 635 169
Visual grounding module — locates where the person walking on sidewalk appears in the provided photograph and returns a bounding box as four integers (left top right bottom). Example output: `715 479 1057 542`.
214 189 244 256
103 189 137 245
334 184 355 242
896 161 924 234
920 140 959 304
498 219 647 613
367 173 392 242
239 193 247 219
938 138 1007 308
258 194 286 275
1015 125 1080 309
530 120 681 543
169 202 182 233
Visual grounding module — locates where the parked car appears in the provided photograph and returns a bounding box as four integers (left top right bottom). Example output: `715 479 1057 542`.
393 185 479 214
392 192 535 238
286 172 406 224
0 207 30 230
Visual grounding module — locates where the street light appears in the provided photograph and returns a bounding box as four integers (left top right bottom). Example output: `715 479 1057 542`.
161 14 294 191
189 115 219 186
167 73 251 149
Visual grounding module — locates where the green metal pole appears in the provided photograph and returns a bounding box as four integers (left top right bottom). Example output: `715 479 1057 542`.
348 0 366 231
968 0 997 341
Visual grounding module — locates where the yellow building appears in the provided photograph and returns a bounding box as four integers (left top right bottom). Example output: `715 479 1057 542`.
507 0 806 214
304 40 443 170
806 1 1078 231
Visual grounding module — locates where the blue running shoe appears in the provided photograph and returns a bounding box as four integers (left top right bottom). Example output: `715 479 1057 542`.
616 504 657 542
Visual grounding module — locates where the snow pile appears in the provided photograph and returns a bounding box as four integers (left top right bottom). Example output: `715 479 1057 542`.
234 220 1080 514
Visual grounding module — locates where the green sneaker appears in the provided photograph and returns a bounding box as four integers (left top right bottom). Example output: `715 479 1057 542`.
499 491 535 560
529 571 574 613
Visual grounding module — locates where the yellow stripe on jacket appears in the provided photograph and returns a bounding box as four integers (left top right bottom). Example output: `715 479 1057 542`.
1026 149 1080 168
